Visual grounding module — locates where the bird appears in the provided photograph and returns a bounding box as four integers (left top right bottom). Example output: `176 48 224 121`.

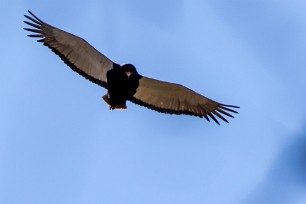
23 10 239 125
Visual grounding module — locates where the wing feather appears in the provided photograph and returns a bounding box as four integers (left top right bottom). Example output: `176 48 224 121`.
130 77 239 124
23 11 113 88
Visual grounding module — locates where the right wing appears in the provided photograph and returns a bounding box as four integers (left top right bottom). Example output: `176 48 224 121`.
23 10 113 88
131 77 239 125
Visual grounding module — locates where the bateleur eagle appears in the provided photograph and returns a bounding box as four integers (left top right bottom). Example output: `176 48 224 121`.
23 11 239 125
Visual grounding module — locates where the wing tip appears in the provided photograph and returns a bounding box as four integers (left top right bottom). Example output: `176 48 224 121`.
23 10 46 28
209 103 240 125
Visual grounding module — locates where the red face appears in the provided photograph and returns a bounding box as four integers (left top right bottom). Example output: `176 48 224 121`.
125 71 132 78
120 64 138 78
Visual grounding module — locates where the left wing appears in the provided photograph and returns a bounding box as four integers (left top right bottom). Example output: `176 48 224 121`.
23 10 113 88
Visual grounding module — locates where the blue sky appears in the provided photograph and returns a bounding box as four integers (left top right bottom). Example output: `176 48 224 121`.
1 0 306 204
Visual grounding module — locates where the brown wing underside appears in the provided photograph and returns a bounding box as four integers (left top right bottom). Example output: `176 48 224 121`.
23 10 113 88
130 77 239 125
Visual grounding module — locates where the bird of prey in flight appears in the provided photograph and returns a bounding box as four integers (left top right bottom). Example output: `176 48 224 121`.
23 10 239 125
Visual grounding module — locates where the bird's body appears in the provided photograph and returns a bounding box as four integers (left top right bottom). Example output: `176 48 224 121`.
24 11 239 125
104 63 141 109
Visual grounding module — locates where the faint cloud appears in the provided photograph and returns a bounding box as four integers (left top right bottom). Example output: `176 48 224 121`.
241 125 306 204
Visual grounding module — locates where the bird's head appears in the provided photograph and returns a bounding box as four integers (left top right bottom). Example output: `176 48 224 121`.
120 64 139 78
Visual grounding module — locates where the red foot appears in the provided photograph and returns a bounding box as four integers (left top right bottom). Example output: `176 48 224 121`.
102 95 111 106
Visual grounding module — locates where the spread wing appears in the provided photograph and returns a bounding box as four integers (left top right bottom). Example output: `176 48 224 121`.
130 77 239 125
23 10 113 88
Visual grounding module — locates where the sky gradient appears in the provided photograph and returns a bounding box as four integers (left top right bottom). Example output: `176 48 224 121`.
1 1 306 204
